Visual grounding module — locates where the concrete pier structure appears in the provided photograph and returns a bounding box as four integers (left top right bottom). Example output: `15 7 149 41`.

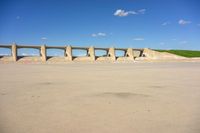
0 44 144 62
12 44 17 61
66 45 72 61
41 45 46 62
126 48 134 60
108 47 116 61
88 46 95 61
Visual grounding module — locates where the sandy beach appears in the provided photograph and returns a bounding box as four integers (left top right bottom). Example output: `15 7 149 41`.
0 62 200 133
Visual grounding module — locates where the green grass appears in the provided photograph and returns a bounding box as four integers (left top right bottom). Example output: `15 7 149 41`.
155 49 200 58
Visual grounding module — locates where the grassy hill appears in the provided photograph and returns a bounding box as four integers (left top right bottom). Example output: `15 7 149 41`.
155 49 200 58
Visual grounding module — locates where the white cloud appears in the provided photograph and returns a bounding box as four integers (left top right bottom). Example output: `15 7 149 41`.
114 9 136 17
133 38 144 41
16 16 20 19
178 19 191 25
162 21 170 26
109 32 113 35
91 32 106 37
91 34 97 37
137 9 146 14
180 41 188 44
41 37 47 40
160 42 165 45
98 33 106 36
114 9 146 17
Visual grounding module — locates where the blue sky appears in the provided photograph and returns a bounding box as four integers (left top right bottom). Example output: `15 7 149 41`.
0 0 200 51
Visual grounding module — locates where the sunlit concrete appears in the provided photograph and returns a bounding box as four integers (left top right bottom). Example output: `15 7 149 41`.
0 44 144 62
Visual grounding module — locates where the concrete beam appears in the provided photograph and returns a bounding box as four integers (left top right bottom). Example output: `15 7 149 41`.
46 46 65 49
94 47 109 51
11 43 17 61
17 45 40 49
66 45 72 61
0 45 12 48
133 48 144 52
41 45 46 62
115 48 127 51
108 47 116 61
72 46 88 50
88 46 95 61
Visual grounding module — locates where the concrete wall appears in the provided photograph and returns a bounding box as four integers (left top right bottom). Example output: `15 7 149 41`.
0 44 144 62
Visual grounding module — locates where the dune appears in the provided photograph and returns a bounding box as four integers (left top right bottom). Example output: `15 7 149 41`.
0 62 200 133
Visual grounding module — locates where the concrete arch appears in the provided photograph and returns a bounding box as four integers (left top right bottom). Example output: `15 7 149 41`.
17 48 40 57
115 49 126 57
0 47 11 57
46 48 65 57
16 47 40 61
71 47 95 61
94 49 107 60
95 50 107 56
72 49 88 57
0 44 144 62
133 49 144 58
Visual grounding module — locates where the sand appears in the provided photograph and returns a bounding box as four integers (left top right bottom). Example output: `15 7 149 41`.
0 62 200 133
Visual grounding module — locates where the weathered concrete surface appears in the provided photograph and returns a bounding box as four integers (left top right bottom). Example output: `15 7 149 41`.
126 48 134 60
95 57 116 62
11 44 17 61
108 47 116 61
88 46 95 61
0 57 13 62
133 50 142 58
0 44 145 62
40 45 46 62
66 46 72 61
116 57 135 61
0 62 200 133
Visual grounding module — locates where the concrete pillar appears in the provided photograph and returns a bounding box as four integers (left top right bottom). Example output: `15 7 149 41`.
88 46 95 61
11 43 17 61
108 47 116 61
41 45 46 62
66 45 72 61
126 48 134 60
142 48 154 57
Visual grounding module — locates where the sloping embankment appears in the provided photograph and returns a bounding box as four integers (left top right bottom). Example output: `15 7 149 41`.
136 48 200 62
